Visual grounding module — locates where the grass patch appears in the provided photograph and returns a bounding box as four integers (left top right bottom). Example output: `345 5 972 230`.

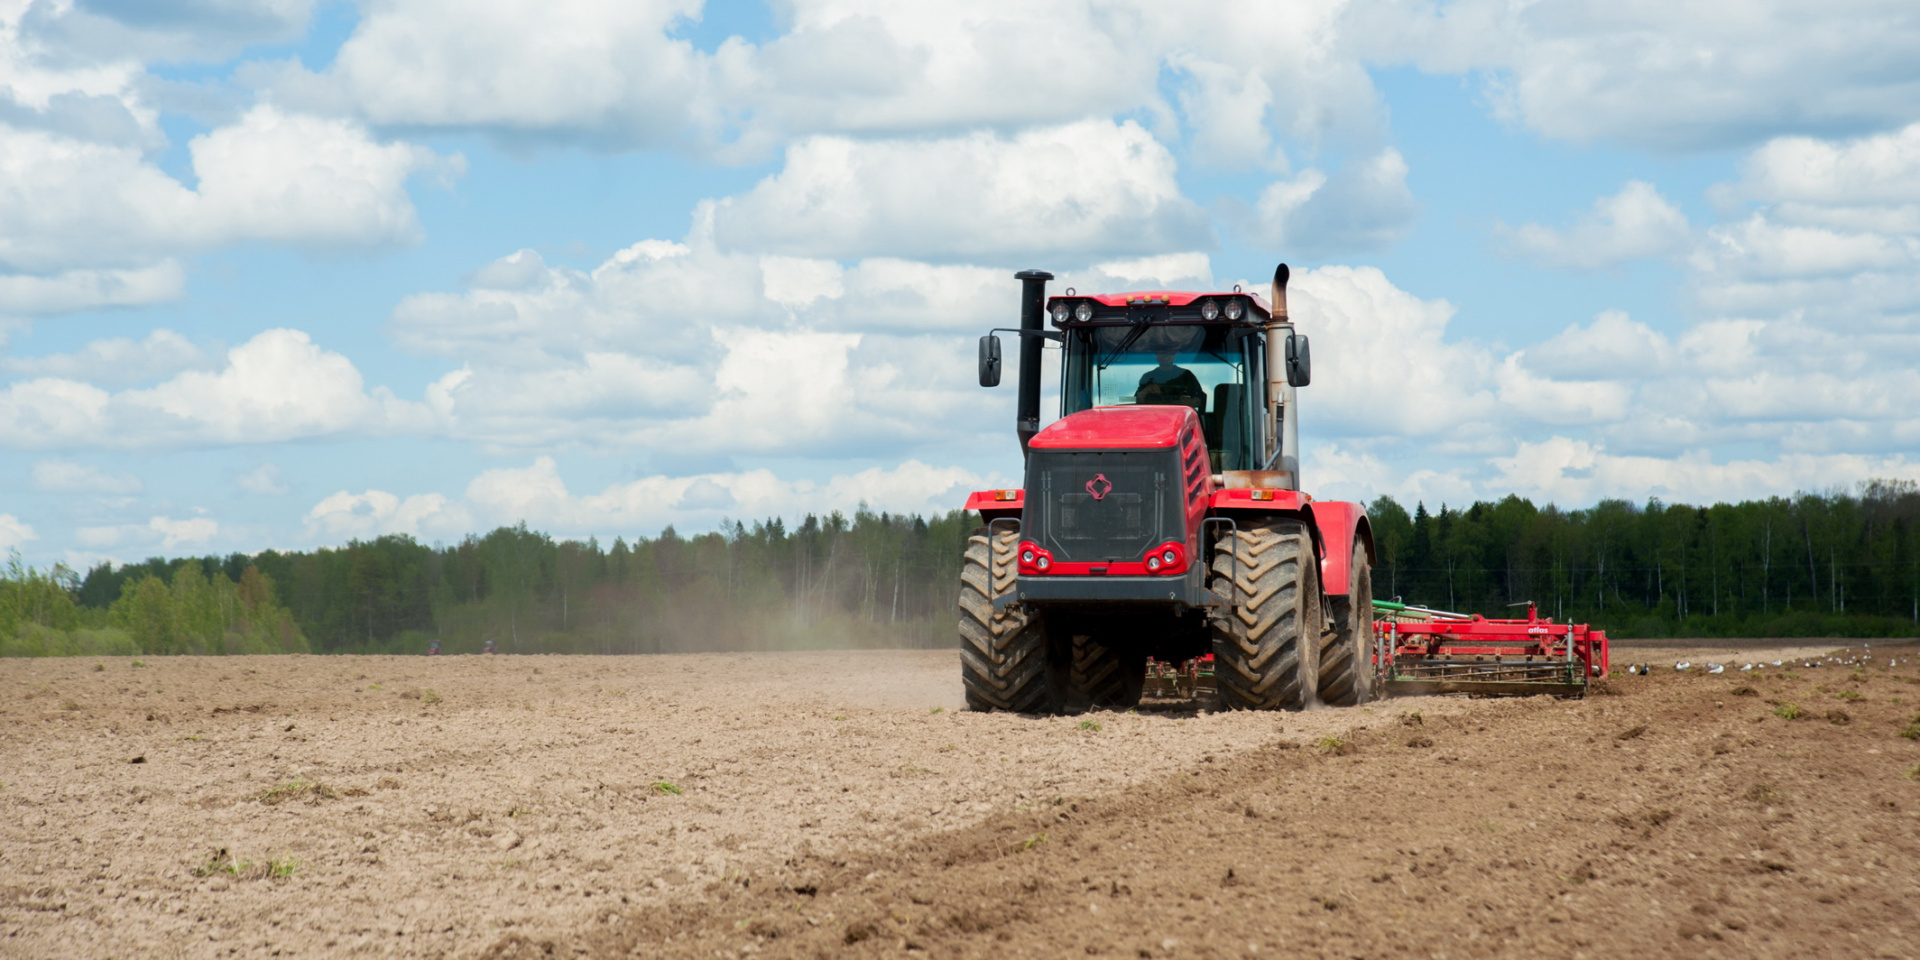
1905 765 1920 782
651 781 683 796
256 777 338 806
192 848 298 881
1078 719 1103 732
59 698 81 711
421 689 442 705
1020 832 1049 850
1901 715 1920 740
1400 710 1424 727
1834 690 1862 701
131 660 145 668
1744 783 1783 804
92 663 105 672
1314 736 1354 756
1773 702 1805 720
928 707 944 715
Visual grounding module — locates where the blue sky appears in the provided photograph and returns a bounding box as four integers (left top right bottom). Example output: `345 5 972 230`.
4 0 1920 569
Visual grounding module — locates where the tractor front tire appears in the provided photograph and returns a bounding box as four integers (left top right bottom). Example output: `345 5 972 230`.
1318 541 1375 706
959 529 1061 713
1070 632 1145 711
1209 520 1320 710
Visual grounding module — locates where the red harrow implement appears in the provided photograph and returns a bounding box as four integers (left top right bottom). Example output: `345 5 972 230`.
1374 601 1608 698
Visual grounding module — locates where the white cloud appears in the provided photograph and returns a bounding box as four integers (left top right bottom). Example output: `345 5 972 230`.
0 329 431 448
1365 0 1920 151
1492 437 1920 506
386 239 1040 456
18 0 320 64
709 120 1209 263
0 106 459 302
1 329 207 387
1286 265 1498 438
462 456 996 534
268 0 1378 163
305 489 470 541
0 262 186 316
150 514 218 551
1242 149 1416 256
30 459 141 495
268 0 701 147
1505 181 1691 269
0 513 36 551
237 463 289 496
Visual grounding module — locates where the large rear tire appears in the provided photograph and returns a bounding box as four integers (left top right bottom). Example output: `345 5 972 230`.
959 530 1061 713
1070 632 1145 711
1209 520 1320 710
1318 541 1375 706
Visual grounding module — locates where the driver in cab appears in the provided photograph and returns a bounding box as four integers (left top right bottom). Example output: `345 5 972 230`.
1135 347 1205 410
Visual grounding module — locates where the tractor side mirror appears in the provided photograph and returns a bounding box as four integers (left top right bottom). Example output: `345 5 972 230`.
978 334 1003 387
1285 334 1311 387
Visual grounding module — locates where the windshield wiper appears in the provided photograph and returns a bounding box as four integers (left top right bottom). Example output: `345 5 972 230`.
1096 322 1152 371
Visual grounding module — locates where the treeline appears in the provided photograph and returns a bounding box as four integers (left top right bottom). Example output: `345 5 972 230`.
0 554 306 657
7 484 1919 657
43 509 974 656
1367 480 1920 638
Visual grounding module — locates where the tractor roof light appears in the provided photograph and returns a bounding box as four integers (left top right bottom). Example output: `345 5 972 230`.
1074 301 1094 322
1199 299 1220 321
1036 555 1050 570
1147 555 1162 571
1223 298 1245 321
1051 302 1071 324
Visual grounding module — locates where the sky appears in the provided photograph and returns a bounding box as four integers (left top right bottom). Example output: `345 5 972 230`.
4 0 1920 570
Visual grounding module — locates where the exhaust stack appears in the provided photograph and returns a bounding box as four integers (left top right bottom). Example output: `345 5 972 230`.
1013 269 1054 458
1262 264 1298 489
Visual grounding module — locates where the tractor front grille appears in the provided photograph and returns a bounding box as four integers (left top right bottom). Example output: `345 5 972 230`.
1024 450 1181 564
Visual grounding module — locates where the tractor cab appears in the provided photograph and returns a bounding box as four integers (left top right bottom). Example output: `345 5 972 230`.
1049 291 1273 474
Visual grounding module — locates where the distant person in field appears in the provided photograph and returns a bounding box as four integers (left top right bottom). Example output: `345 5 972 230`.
1136 346 1205 409
427 638 441 656
483 638 496 655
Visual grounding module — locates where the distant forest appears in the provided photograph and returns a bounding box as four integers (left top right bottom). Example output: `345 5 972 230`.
4 482 1918 657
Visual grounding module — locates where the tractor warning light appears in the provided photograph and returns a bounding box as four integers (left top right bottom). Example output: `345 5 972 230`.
1250 489 1275 501
993 489 1021 501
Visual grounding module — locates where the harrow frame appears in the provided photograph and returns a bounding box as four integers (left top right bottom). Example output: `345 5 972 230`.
1373 600 1608 698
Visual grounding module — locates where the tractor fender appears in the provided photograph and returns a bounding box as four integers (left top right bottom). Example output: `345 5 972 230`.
1306 500 1372 597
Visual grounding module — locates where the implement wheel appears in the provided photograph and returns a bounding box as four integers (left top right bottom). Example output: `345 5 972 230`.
959 529 1062 713
1319 541 1375 706
1069 632 1145 711
1209 520 1320 710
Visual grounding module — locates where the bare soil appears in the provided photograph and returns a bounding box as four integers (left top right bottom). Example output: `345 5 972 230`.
4 643 1918 960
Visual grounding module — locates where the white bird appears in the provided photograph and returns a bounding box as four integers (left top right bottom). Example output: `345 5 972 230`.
1741 663 1754 671
1772 660 1783 667
1675 662 1691 671
1707 663 1725 674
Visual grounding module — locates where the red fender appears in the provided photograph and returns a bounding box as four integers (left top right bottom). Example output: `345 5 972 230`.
1306 500 1372 597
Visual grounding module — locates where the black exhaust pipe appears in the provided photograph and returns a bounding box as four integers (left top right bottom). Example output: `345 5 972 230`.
1013 269 1053 457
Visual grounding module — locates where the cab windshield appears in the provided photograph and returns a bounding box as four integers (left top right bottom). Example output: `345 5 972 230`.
1061 324 1263 471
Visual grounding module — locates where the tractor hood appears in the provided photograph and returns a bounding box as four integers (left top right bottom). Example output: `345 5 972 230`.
1028 405 1196 451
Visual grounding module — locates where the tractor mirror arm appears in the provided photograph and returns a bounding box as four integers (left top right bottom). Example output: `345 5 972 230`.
988 327 1065 343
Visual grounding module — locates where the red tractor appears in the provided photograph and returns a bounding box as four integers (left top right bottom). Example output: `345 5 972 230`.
960 265 1374 712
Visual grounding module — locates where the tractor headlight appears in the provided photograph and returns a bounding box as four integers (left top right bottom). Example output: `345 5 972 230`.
1074 301 1094 322
1146 555 1162 571
1022 550 1035 564
1051 303 1070 324
1199 299 1219 321
1162 549 1177 564
1036 555 1050 570
1223 298 1244 321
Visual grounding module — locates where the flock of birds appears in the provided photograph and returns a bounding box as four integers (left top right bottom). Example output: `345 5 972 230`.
1619 647 1911 676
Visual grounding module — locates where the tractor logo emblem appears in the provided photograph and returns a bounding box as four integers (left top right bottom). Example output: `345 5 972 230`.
1085 474 1112 501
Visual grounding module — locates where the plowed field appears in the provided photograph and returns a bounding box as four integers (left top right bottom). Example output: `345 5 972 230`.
4 643 1918 959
